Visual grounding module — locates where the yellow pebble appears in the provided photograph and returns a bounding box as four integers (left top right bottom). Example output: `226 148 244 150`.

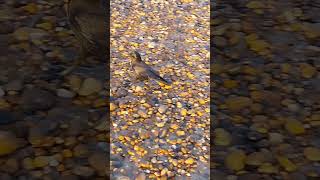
180 109 188 116
156 122 165 128
185 158 194 165
170 124 179 130
118 136 124 141
110 103 117 111
23 3 39 14
176 130 185 136
33 156 49 168
304 147 320 161
277 156 297 172
62 149 73 158
199 99 206 105
171 159 178 166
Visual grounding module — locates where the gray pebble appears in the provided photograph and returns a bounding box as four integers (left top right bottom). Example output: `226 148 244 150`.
56 88 76 98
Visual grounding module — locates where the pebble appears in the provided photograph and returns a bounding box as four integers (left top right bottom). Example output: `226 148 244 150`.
23 3 39 14
245 152 266 166
225 149 246 171
213 36 227 47
13 27 48 41
88 152 106 172
33 156 49 168
48 158 59 167
135 86 143 92
285 120 305 135
78 78 103 96
180 108 188 116
3 158 19 173
258 163 278 174
277 156 297 172
67 117 89 136
185 158 194 165
223 80 238 89
72 166 94 177
136 173 146 180
110 103 117 111
214 128 232 146
156 122 165 128
94 117 109 131
176 130 185 136
158 105 168 114
36 22 53 31
62 149 73 158
73 144 89 157
4 80 23 91
68 75 82 91
22 157 34 170
21 88 56 111
300 63 317 78
117 176 130 180
138 109 148 118
56 88 76 98
0 131 23 156
303 147 320 161
225 96 252 112
268 132 284 145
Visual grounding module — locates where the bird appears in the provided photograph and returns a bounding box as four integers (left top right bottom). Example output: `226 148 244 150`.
61 0 108 76
129 51 171 85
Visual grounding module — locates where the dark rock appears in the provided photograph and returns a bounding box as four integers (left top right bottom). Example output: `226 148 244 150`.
4 79 23 91
115 88 128 98
20 88 56 112
288 172 307 180
46 107 89 136
0 22 14 34
0 110 16 125
247 131 266 141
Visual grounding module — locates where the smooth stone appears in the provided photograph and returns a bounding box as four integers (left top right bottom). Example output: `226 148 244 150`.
72 166 94 177
21 88 56 111
78 78 103 96
56 88 76 98
0 131 24 156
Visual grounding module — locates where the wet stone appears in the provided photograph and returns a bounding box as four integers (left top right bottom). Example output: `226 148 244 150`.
56 88 76 98
4 79 23 92
77 77 103 96
0 131 24 156
20 88 56 111
88 151 107 172
72 166 95 177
